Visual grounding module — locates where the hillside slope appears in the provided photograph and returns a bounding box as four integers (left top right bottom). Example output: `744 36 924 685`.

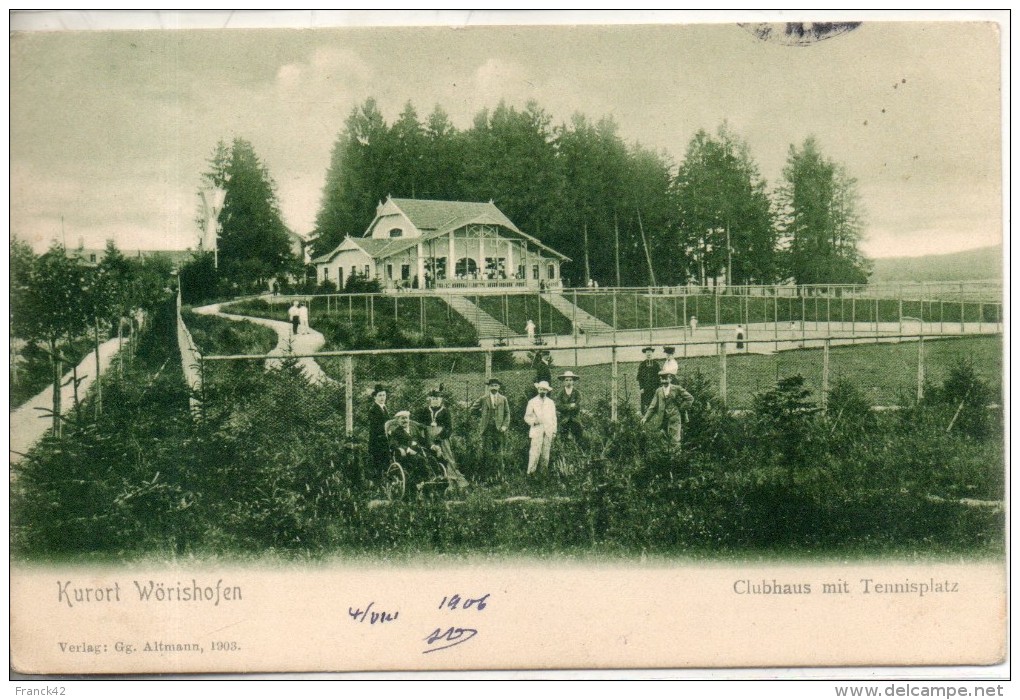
869 246 1002 283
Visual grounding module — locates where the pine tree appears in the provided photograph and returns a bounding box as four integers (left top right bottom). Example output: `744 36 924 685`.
778 137 870 285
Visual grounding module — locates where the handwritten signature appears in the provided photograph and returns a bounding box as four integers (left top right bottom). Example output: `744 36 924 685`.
423 626 478 654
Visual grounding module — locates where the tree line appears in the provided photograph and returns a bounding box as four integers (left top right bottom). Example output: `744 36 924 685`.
10 239 176 433
196 98 870 294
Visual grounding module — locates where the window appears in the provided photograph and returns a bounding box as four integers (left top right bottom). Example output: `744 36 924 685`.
401 264 411 281
456 258 478 278
323 267 329 281
386 264 393 280
388 228 403 238
89 254 97 263
547 263 556 279
364 264 370 277
518 264 526 280
532 264 539 280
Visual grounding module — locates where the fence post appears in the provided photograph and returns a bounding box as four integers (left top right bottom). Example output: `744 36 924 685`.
821 338 830 411
801 295 806 344
648 287 654 340
611 345 619 423
718 341 727 406
773 294 778 350
960 282 965 333
613 291 618 344
714 292 720 342
874 297 879 336
978 301 983 332
916 335 925 403
485 350 493 382
683 295 688 340
898 295 903 335
344 355 354 438
370 295 375 331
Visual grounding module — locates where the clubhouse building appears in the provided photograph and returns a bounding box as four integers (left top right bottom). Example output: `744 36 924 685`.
312 197 569 291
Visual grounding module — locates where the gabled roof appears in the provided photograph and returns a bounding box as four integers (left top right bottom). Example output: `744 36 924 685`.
367 197 569 262
389 198 523 235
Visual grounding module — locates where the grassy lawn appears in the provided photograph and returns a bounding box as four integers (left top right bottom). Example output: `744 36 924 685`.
474 293 574 336
181 309 278 355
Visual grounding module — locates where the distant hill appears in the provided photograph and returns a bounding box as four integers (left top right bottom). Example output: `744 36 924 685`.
869 246 1003 283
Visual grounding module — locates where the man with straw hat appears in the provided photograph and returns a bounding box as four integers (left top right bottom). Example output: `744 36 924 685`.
367 384 390 476
524 379 558 475
554 370 584 444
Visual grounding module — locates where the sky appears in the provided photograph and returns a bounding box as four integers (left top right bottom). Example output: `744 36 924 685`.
9 11 1006 259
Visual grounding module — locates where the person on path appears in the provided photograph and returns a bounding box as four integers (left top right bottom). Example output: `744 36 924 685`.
641 371 695 447
637 346 661 413
661 346 679 378
415 389 469 490
553 371 584 444
689 316 698 334
524 380 558 475
735 324 745 351
367 384 390 475
298 301 310 335
525 319 536 343
288 301 301 336
470 378 511 475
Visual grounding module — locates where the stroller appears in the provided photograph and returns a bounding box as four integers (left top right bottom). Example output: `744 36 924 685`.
382 417 466 501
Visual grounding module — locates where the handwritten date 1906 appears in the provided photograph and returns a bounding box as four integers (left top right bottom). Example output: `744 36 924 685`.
437 593 490 611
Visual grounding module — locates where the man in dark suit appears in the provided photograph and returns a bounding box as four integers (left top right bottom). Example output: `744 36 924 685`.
637 346 661 413
470 378 511 474
553 370 584 444
367 384 390 475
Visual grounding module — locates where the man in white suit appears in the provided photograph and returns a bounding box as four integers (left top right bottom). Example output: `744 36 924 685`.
524 380 558 475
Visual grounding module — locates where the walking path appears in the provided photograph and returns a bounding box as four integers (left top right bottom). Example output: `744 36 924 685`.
193 303 335 384
505 320 1001 369
10 337 123 465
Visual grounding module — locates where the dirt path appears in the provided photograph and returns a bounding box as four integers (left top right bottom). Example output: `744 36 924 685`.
10 337 123 465
193 303 336 385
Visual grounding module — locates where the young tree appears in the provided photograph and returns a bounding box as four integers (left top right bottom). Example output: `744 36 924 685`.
11 243 93 435
778 137 870 285
200 138 295 292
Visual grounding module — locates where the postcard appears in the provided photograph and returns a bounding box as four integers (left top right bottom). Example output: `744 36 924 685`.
9 11 1006 678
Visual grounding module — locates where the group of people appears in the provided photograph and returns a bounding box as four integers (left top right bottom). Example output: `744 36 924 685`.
287 301 310 336
364 360 587 491
366 385 469 493
470 365 584 476
637 345 695 446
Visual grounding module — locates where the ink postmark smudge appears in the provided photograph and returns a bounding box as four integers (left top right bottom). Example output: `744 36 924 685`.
740 22 862 46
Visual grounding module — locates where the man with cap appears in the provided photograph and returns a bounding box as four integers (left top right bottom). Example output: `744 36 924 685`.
524 380 558 475
386 410 430 489
661 346 679 377
641 370 695 447
470 378 511 473
553 371 584 444
367 384 390 475
415 388 468 490
637 346 661 413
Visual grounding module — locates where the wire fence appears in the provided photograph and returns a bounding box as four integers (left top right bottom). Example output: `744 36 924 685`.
193 332 1003 433
246 284 1004 343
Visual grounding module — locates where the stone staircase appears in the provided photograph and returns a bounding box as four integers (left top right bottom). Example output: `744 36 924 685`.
545 293 615 334
442 295 515 339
